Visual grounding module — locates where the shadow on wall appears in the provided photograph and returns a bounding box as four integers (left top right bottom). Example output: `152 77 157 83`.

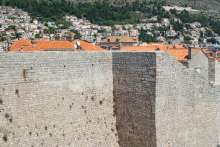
112 52 157 147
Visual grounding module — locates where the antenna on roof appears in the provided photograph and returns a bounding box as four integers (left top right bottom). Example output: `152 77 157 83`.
74 44 77 49
74 41 81 50
76 41 80 47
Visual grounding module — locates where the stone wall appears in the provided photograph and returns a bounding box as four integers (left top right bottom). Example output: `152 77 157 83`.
189 51 209 81
216 60 220 86
112 52 157 147
215 60 220 144
0 51 217 147
0 52 119 147
156 52 217 147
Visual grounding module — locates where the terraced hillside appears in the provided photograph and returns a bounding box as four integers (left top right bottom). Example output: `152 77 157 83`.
2 0 220 15
167 0 220 15
65 0 220 15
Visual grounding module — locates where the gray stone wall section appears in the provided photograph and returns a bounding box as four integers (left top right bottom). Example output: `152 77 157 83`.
0 52 119 147
189 51 209 81
216 61 220 86
217 84 220 145
112 52 157 147
208 59 216 84
156 52 217 147
0 51 218 147
215 60 220 144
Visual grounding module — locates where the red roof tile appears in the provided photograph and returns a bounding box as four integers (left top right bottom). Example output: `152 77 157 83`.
121 43 200 61
9 39 104 52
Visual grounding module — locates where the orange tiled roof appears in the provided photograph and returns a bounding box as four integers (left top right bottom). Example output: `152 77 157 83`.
9 39 74 52
32 40 74 51
9 39 33 51
73 40 104 51
121 43 200 61
9 39 104 52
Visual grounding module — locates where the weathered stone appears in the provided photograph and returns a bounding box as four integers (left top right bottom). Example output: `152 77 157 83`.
0 51 217 147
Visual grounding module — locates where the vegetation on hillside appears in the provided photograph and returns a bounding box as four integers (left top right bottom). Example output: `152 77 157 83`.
139 29 157 43
2 0 220 34
2 0 167 25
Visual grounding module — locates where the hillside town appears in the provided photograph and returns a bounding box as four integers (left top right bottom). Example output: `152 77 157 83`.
1 6 220 53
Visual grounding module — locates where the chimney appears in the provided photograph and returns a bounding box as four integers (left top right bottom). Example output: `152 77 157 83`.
188 46 192 60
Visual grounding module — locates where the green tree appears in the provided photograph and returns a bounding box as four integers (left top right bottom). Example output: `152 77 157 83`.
139 29 157 43
184 35 192 44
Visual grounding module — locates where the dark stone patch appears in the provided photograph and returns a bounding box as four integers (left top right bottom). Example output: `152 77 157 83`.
0 99 3 105
15 89 19 96
111 128 114 132
22 69 27 80
49 133 52 137
44 126 48 131
2 135 7 142
99 100 103 105
29 132 32 136
4 113 13 123
113 96 117 117
91 96 95 101
9 118 13 123
4 113 9 119
0 108 4 113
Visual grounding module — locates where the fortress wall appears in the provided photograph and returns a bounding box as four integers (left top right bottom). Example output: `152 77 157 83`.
0 51 217 147
0 52 119 147
156 52 217 147
189 51 209 81
216 61 220 86
112 52 157 147
215 61 220 144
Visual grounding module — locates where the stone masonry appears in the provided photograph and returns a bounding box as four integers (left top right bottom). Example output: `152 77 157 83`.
0 51 218 147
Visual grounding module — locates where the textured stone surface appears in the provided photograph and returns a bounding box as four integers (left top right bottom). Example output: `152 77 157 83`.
156 52 217 147
216 61 220 86
215 60 220 144
189 51 209 81
0 52 118 147
112 52 157 147
0 51 217 147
